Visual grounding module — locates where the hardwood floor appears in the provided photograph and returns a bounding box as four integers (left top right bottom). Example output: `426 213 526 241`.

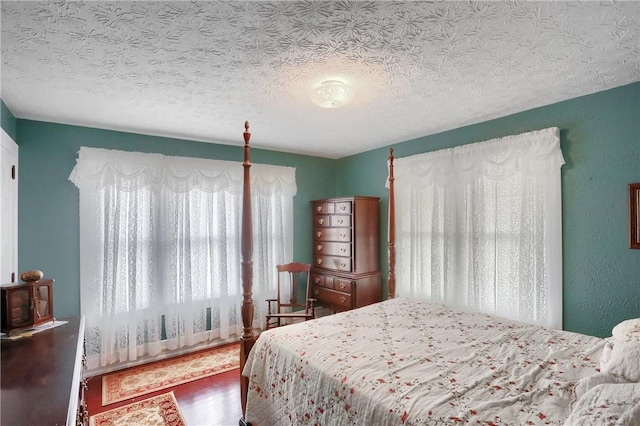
85 359 243 425
84 312 335 425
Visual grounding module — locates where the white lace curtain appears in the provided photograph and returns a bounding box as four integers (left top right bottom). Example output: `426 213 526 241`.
393 127 564 329
69 147 296 371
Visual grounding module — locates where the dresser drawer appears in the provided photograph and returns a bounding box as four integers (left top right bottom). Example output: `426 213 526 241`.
333 278 353 293
330 215 351 227
314 215 331 227
314 255 352 272
312 202 327 214
334 202 352 214
314 228 351 242
313 287 352 309
314 241 351 257
311 273 333 289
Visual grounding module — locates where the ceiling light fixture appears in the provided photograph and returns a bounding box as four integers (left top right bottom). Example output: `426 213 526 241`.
310 80 355 108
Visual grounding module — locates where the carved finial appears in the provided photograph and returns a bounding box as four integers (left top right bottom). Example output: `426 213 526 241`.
244 121 251 144
389 147 394 157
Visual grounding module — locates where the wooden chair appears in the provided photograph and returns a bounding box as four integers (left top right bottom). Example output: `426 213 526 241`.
266 262 316 329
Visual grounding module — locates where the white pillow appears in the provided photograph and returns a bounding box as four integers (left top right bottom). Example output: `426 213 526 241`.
564 382 640 426
605 341 640 383
573 372 630 401
612 318 640 343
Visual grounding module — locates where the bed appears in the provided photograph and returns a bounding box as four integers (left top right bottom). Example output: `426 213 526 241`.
238 126 640 425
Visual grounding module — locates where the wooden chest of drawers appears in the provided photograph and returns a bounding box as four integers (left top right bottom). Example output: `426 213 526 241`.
311 196 381 312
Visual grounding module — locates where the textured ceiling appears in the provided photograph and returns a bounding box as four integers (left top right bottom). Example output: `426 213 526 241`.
1 1 639 159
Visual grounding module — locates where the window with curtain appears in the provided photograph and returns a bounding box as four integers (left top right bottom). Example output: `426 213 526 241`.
69 147 296 371
393 127 564 329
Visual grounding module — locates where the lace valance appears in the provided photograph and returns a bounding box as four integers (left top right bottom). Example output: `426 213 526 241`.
69 147 297 196
393 127 564 187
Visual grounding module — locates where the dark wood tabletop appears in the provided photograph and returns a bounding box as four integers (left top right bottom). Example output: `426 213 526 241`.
1 316 84 426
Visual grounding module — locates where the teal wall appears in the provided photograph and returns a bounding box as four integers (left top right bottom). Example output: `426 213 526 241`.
2 82 638 337
336 82 640 338
13 121 334 319
1 99 17 141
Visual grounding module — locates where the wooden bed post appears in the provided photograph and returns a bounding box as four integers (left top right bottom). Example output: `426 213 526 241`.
239 121 256 421
387 148 396 300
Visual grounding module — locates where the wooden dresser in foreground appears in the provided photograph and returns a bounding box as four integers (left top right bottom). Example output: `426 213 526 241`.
1 315 88 426
311 196 382 312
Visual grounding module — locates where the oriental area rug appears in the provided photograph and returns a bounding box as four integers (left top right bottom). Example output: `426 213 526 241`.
102 343 239 405
90 392 186 426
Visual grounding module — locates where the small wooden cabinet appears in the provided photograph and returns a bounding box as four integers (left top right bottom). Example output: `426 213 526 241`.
1 279 54 335
311 196 381 312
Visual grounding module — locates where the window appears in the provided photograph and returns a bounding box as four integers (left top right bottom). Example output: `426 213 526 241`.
393 128 564 329
70 147 296 371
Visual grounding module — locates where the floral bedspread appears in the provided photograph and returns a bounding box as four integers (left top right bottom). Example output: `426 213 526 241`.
243 298 605 425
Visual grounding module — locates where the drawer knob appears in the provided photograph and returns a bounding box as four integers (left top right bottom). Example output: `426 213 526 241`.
340 262 346 267
314 289 319 296
316 231 322 238
337 219 343 224
340 206 346 211
316 206 322 212
316 259 323 265
339 232 346 238
339 282 345 289
314 277 320 283
340 248 346 253
339 296 346 303
316 244 323 251
318 218 324 225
